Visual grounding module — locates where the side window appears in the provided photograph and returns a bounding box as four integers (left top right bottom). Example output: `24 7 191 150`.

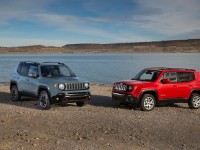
178 72 195 82
162 72 178 83
28 65 38 77
17 63 22 74
20 64 30 76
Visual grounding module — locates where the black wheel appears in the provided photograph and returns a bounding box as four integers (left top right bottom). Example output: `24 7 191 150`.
38 91 51 110
140 94 156 111
10 85 21 101
76 101 86 107
188 93 200 109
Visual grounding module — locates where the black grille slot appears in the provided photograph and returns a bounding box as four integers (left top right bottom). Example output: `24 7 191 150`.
65 83 86 91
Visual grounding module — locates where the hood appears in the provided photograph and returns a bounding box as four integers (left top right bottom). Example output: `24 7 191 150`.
47 76 88 83
115 80 151 85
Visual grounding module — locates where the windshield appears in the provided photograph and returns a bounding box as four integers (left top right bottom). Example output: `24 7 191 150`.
132 69 160 81
41 65 75 77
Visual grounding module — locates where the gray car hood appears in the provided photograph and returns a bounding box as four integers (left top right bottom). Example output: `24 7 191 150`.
48 76 88 83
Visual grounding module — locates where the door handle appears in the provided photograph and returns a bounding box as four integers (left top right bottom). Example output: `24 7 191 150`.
26 79 29 82
173 85 177 88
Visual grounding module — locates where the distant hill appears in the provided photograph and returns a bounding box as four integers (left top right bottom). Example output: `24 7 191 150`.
0 39 200 54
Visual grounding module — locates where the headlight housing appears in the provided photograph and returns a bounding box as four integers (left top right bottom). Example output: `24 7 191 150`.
58 83 65 90
127 85 133 91
84 83 89 89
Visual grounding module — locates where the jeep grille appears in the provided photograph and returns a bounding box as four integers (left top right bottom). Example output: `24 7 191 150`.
65 83 87 91
113 83 127 91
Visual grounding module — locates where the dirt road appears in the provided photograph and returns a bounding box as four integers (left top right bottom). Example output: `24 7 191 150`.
0 84 200 150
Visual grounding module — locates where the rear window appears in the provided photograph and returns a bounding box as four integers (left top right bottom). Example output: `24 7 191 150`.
17 63 38 77
17 63 30 76
178 72 195 82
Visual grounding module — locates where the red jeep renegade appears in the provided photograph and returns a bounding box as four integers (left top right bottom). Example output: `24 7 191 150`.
112 67 200 111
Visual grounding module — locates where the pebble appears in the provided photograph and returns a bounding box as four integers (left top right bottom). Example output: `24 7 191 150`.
1 119 5 122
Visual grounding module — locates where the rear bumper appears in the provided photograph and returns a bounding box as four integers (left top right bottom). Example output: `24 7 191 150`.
112 92 139 106
52 92 91 103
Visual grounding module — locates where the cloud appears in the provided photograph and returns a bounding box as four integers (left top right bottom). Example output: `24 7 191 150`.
33 13 141 42
29 12 153 43
0 0 199 46
169 30 200 40
127 0 200 35
0 0 55 23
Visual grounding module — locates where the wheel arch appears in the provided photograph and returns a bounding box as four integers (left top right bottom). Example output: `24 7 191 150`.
190 90 200 98
139 90 158 105
10 81 18 90
38 86 52 104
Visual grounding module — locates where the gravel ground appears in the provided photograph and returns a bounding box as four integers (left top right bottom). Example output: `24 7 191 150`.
0 84 200 150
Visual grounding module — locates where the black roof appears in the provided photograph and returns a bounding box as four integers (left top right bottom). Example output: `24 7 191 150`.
145 67 195 71
21 61 65 66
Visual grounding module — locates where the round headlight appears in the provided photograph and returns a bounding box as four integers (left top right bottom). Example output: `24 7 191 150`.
58 83 65 90
127 85 133 91
84 83 89 89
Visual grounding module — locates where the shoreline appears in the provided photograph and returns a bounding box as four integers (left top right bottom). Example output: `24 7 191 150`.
0 82 9 86
0 50 199 54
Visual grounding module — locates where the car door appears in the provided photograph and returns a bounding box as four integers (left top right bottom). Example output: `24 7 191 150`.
158 72 179 100
17 63 30 93
26 65 39 96
175 72 195 99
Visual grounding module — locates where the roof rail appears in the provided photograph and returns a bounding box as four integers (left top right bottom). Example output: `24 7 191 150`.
146 67 196 71
21 61 40 65
42 62 65 65
165 68 196 71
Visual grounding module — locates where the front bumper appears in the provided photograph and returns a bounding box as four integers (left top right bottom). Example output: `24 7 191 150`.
52 92 91 103
112 92 139 106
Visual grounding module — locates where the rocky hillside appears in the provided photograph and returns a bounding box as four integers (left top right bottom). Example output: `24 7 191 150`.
0 39 200 54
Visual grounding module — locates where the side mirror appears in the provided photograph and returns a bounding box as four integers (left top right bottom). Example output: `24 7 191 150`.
29 72 39 78
161 78 170 84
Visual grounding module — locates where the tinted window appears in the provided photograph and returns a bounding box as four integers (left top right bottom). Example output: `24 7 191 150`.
28 65 38 77
178 72 195 82
162 72 178 83
17 63 22 74
18 63 30 76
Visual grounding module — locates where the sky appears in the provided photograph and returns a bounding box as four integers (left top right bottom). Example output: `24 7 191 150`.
0 0 200 47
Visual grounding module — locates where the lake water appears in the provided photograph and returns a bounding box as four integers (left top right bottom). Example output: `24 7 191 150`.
0 53 199 84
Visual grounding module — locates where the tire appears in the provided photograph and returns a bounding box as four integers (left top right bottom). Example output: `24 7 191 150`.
76 101 86 107
38 91 51 110
10 85 21 101
188 93 200 109
140 94 156 111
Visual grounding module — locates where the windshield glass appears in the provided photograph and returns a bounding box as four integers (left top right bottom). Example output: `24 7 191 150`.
41 65 75 77
132 69 160 81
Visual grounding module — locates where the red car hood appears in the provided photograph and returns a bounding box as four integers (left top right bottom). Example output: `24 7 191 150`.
114 80 150 85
